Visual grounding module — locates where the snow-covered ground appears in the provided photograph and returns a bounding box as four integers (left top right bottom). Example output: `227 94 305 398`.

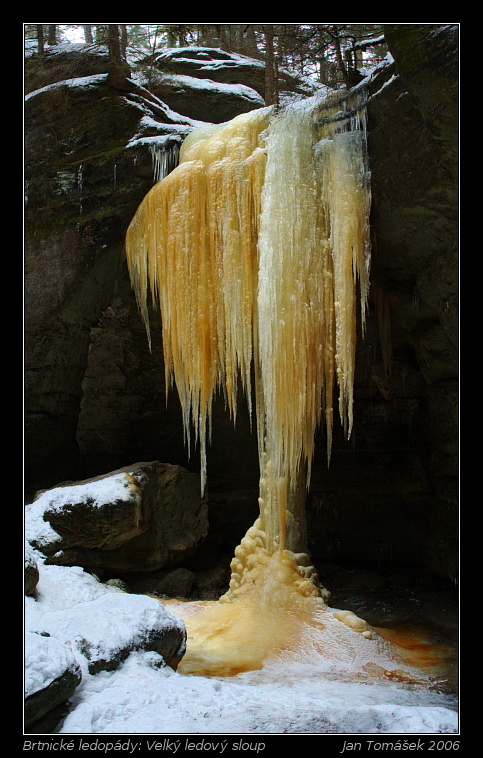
25 548 458 736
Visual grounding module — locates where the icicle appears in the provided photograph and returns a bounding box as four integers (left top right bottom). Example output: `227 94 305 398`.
77 164 83 216
125 88 371 566
150 143 181 184
126 110 271 493
312 87 372 441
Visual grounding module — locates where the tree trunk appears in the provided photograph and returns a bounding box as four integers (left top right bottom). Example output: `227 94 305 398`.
147 26 160 88
107 24 130 90
332 28 352 88
176 26 188 46
48 25 57 45
120 24 128 59
264 25 278 107
217 24 229 51
83 25 94 44
37 25 44 56
166 26 177 47
318 48 329 85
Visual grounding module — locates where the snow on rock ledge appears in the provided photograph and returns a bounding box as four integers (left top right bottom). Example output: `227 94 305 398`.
25 461 209 573
151 47 319 100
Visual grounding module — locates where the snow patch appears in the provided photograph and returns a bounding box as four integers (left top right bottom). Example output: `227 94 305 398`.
24 472 140 550
25 74 109 102
25 631 80 699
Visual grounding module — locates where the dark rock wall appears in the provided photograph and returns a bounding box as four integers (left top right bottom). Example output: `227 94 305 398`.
24 73 191 489
361 24 458 578
24 27 458 580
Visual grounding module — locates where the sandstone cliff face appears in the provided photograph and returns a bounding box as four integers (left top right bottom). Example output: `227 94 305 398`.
24 27 458 579
363 25 458 578
24 66 192 488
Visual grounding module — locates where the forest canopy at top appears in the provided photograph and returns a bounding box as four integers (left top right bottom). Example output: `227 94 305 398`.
25 24 388 94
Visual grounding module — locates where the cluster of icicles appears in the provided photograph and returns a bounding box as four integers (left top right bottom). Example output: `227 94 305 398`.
123 91 407 678
126 90 371 557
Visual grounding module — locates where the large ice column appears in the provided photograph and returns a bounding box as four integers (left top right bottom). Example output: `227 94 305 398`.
125 88 371 566
256 92 371 555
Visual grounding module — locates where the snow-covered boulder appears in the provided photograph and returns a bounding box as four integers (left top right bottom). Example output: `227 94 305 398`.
25 631 82 732
25 42 110 95
139 69 265 124
24 559 187 732
26 471 144 556
25 461 208 573
151 47 318 100
29 592 187 675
